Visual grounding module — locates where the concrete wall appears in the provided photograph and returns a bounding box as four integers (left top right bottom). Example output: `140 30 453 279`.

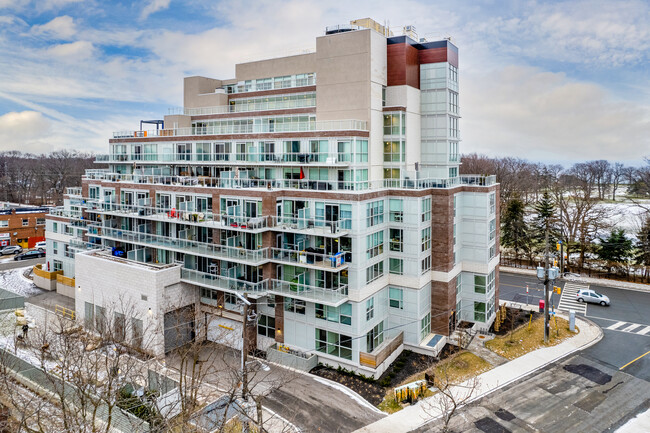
184 76 228 109
236 53 316 81
75 252 188 357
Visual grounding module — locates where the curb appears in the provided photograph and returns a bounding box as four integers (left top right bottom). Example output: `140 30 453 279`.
406 315 604 432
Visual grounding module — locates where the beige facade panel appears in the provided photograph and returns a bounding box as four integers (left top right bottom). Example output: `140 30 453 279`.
163 114 192 129
184 76 228 108
235 53 316 81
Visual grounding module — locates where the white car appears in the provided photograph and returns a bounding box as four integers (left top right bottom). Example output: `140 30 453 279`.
576 289 610 306
35 241 47 251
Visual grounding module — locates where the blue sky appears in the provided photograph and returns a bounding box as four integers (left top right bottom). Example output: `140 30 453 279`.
0 0 648 165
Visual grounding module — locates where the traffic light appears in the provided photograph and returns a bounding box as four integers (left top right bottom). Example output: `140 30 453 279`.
556 242 561 251
554 286 562 295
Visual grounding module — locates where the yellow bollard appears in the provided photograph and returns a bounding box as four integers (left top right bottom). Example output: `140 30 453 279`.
528 312 533 330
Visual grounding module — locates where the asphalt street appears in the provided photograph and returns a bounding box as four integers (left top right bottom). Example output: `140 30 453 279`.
0 255 44 271
499 272 650 382
410 272 650 432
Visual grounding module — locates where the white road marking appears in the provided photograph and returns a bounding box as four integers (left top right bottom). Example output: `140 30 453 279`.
608 321 628 330
621 324 643 333
557 282 588 314
636 326 650 336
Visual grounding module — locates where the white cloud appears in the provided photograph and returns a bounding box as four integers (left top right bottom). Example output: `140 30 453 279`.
462 65 650 162
31 15 76 40
47 40 94 59
140 0 171 20
0 111 52 153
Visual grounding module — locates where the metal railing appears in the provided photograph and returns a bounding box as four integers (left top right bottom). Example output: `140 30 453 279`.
112 119 367 138
271 216 350 235
270 247 346 269
181 268 268 293
269 279 348 305
83 170 497 191
95 152 349 165
86 200 269 231
97 227 269 265
169 93 316 116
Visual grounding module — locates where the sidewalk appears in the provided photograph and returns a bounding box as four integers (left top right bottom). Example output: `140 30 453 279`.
502 266 650 292
354 315 603 433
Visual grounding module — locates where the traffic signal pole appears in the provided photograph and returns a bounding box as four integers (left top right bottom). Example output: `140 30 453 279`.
544 227 551 343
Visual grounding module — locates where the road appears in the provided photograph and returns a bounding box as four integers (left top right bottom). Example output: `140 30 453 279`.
166 343 385 433
499 272 650 382
410 271 650 432
0 255 44 271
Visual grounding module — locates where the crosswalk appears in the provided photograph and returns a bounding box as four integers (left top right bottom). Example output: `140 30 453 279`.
606 321 650 336
557 282 588 314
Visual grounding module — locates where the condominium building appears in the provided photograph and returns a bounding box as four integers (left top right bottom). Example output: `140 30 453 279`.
38 19 499 376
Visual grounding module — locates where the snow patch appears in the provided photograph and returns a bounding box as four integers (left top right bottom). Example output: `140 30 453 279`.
0 267 45 298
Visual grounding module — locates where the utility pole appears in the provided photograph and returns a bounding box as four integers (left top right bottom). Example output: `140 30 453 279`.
559 241 564 276
241 301 249 401
544 226 551 343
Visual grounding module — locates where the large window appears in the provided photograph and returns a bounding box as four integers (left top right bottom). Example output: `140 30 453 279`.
421 255 431 273
383 140 404 162
366 321 384 352
422 198 431 222
366 261 384 283
475 275 486 294
383 113 405 135
489 193 496 215
449 90 459 114
284 298 306 315
474 302 486 322
366 231 384 259
257 315 275 338
355 139 368 163
389 199 403 222
420 313 431 340
365 297 374 321
421 227 431 252
389 229 403 252
389 258 403 275
489 219 496 241
487 270 495 293
366 200 384 227
315 303 351 325
389 287 403 309
315 329 352 360
0 221 7 228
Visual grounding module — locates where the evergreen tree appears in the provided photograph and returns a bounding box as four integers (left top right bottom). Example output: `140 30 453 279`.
636 216 650 280
501 197 530 264
531 191 560 251
598 228 633 274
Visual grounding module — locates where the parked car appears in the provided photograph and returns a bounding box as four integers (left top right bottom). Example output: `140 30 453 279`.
14 250 45 261
35 241 47 251
576 289 610 306
0 245 23 255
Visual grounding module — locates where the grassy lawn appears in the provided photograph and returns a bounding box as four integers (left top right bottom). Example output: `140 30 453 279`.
486 315 578 360
377 351 490 413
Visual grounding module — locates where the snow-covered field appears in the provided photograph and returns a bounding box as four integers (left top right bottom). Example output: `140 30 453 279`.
0 266 45 297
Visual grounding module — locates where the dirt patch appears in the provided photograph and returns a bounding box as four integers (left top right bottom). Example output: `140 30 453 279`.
310 366 386 406
491 307 541 336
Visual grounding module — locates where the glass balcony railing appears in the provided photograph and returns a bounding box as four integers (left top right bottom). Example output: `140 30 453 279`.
97 227 269 265
112 119 367 138
271 216 350 235
181 268 268 294
270 247 346 270
268 279 348 306
83 171 497 191
95 152 349 165
87 201 269 231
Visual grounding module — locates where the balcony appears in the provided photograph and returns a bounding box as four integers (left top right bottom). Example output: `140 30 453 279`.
112 119 367 139
270 247 347 271
97 227 269 266
96 152 349 166
271 216 350 237
268 279 348 307
169 93 316 116
181 268 268 295
86 201 269 233
83 171 497 192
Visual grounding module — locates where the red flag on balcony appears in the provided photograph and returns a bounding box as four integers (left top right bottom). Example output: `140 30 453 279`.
299 167 305 179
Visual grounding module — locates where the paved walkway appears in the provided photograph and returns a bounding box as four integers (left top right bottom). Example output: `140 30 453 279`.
354 314 603 433
466 335 509 367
